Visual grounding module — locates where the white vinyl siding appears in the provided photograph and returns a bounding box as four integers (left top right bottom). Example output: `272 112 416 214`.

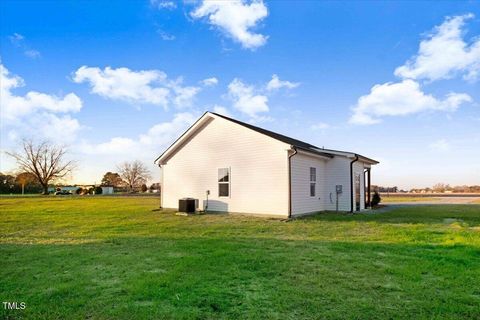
162 116 290 216
323 157 352 212
290 152 326 216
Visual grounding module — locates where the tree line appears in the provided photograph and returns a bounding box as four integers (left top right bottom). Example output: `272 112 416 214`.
3 140 157 195
373 183 480 193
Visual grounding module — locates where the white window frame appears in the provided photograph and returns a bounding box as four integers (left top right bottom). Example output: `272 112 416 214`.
310 167 316 197
218 168 230 197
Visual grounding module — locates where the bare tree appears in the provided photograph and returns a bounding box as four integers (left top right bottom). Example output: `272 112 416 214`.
432 183 446 193
6 140 75 195
117 160 151 192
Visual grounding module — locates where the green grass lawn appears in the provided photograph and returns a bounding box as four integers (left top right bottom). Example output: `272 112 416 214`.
1 197 480 319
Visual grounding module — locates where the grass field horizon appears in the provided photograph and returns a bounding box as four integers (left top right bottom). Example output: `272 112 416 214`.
1 197 479 319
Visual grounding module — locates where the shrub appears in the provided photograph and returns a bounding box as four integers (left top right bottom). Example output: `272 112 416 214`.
141 184 148 193
371 191 381 207
76 188 83 195
94 186 103 195
88 187 94 195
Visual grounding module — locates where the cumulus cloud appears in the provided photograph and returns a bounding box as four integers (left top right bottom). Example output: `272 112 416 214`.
394 13 480 82
266 74 299 91
201 77 219 86
80 137 137 155
72 66 201 109
350 80 472 125
227 78 269 118
191 0 268 50
73 66 170 107
31 114 82 144
212 105 231 116
0 63 83 145
350 14 477 125
225 74 299 118
81 112 196 156
172 85 201 108
1 63 82 122
75 113 196 183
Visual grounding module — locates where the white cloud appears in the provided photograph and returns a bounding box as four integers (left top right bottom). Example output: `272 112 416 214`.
31 113 81 144
150 0 177 10
73 66 170 107
81 112 196 156
157 30 176 41
225 75 299 118
212 105 231 116
394 13 480 82
9 33 24 46
429 139 450 152
201 77 219 86
191 0 268 50
80 137 137 155
350 80 472 125
227 78 268 117
139 112 196 146
1 63 82 122
24 50 41 59
266 74 299 91
310 122 330 130
169 79 201 109
8 33 41 59
72 66 201 109
0 64 83 145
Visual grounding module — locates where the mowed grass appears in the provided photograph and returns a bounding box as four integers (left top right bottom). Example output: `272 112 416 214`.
1 197 480 319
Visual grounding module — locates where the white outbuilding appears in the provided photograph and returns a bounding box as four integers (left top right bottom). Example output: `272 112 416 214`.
155 112 378 218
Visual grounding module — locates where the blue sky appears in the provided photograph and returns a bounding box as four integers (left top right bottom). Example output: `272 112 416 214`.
1 0 479 189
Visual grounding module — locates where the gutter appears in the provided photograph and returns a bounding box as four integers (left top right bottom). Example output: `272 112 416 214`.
157 163 163 209
350 155 359 213
288 146 298 218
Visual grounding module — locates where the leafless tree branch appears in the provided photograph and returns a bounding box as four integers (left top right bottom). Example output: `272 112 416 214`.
6 140 76 194
117 160 151 192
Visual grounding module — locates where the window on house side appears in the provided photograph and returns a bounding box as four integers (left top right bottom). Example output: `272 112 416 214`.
310 167 316 197
218 168 230 197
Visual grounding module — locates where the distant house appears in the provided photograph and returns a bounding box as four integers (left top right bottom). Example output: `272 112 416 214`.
101 186 114 194
48 186 79 193
155 112 378 217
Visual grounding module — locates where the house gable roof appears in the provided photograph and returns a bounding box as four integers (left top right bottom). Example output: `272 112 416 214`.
155 111 379 165
211 113 378 164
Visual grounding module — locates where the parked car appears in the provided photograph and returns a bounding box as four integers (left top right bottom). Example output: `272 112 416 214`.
55 190 72 195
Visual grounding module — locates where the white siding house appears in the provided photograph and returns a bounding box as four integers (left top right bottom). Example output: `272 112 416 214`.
155 112 378 218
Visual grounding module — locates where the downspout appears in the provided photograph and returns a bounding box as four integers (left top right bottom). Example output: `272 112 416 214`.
288 146 298 218
158 162 163 209
350 155 359 213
